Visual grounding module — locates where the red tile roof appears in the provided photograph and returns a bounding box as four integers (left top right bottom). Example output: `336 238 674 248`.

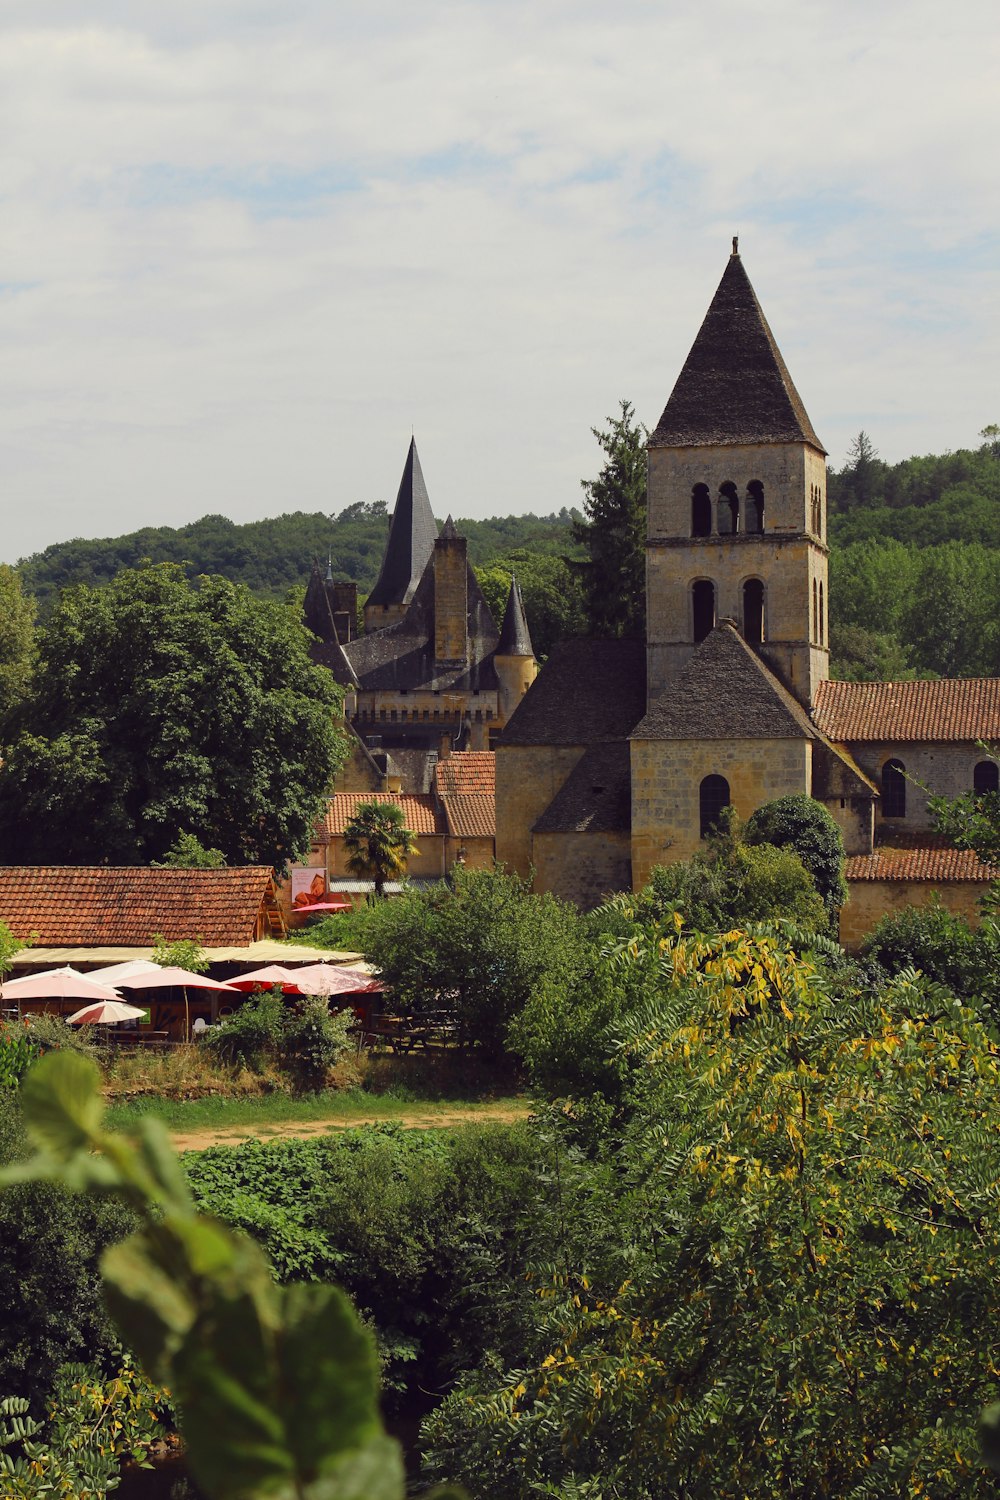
434 752 495 797
845 848 999 883
324 793 442 837
442 794 496 840
0 867 281 946
814 678 1000 743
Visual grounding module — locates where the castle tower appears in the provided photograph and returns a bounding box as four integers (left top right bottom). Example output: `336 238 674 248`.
433 516 469 667
494 572 537 723
364 437 438 633
645 243 829 709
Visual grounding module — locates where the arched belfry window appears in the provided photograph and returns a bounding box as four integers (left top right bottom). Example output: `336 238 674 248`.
718 482 739 535
819 581 825 646
881 758 906 819
743 579 765 646
691 484 712 537
700 775 730 839
974 760 999 795
747 480 765 534
692 580 716 643
812 579 819 642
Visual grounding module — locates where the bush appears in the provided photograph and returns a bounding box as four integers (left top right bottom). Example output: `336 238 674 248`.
744 793 848 917
634 834 827 935
0 1021 40 1090
24 1012 104 1061
282 998 353 1093
202 989 286 1071
860 900 1000 1019
202 989 352 1091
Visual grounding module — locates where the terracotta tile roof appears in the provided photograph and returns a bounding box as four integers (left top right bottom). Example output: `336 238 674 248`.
814 678 1000 743
441 794 496 840
434 752 495 798
324 793 442 837
845 848 999 883
0 867 281 946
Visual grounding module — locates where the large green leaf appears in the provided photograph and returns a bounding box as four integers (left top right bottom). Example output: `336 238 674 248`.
276 1284 382 1481
299 1436 406 1500
19 1051 105 1159
102 1232 198 1378
132 1116 196 1214
174 1342 294 1500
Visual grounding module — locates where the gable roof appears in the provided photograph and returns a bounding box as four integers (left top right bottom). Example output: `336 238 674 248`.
496 574 534 658
532 740 632 835
500 638 646 747
366 438 439 609
814 678 1000 743
441 794 495 840
434 751 495 798
324 792 443 837
0 867 283 947
632 622 819 740
649 251 824 452
845 848 998 883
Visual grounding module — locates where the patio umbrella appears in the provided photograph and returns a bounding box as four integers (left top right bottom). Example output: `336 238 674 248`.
294 900 353 915
0 967 122 1003
229 965 302 993
86 960 164 984
288 964 384 996
67 999 149 1025
110 967 241 1042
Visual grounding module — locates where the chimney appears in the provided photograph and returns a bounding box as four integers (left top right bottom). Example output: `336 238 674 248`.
433 516 468 666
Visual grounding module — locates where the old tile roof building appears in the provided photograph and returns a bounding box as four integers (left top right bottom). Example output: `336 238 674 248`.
307 439 537 797
496 242 1000 940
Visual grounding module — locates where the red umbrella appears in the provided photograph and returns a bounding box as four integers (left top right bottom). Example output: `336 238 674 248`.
229 965 302 994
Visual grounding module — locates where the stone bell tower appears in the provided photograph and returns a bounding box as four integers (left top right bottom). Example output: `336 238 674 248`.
645 242 829 710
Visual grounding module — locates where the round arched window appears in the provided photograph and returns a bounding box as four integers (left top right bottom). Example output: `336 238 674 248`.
700 774 730 839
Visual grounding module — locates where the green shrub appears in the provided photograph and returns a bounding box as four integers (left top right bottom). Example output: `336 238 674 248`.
0 1022 40 1091
202 989 286 1071
860 899 1000 1020
744 793 848 916
634 835 827 935
282 998 353 1093
24 1012 104 1061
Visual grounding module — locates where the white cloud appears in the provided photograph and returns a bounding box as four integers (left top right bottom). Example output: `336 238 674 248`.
0 1 997 559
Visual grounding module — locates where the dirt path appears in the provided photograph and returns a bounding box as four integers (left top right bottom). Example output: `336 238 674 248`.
170 1102 531 1153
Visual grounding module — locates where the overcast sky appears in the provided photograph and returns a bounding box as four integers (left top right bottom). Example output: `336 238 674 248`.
1 1 997 562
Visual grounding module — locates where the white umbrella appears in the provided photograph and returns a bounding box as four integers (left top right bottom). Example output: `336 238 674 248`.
288 964 384 996
0 967 122 1003
86 960 163 984
67 999 149 1025
114 967 239 992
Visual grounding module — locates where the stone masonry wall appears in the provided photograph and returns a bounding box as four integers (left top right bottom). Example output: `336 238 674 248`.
533 830 632 909
840 878 986 950
630 736 812 888
495 744 587 880
848 741 996 835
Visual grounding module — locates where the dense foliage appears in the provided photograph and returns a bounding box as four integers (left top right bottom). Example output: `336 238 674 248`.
361 865 587 1057
475 550 587 658
424 925 1000 1499
572 400 647 639
204 989 353 1090
0 564 347 869
744 793 848 918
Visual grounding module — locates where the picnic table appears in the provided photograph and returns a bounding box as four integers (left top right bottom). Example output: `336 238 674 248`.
363 1011 459 1052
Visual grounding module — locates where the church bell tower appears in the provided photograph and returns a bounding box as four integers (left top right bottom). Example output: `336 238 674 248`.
645 243 829 710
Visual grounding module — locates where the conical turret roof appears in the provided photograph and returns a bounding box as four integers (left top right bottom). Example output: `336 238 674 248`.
650 249 825 452
496 573 534 657
366 438 439 608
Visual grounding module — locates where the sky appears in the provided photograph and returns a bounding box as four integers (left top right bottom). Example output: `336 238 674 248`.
1 1 998 563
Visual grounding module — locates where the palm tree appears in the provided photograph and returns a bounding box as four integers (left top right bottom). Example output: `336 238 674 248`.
342 801 419 899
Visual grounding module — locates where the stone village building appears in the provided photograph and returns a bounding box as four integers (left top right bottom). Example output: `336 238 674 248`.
494 244 1000 942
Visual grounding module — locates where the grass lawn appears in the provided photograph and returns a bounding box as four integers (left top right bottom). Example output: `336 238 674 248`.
104 1088 529 1135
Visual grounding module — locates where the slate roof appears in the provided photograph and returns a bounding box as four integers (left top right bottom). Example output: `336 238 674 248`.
0 867 282 946
814 678 1000 743
441 795 495 840
366 438 439 609
338 545 501 694
324 793 443 837
500 638 647 747
845 848 998 882
650 251 825 452
533 741 632 835
496 574 534 657
434 751 495 798
632 623 819 741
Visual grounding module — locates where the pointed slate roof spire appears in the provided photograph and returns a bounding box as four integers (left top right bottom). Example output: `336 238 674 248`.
366 437 438 608
303 561 339 643
650 248 825 452
439 514 459 539
496 573 534 657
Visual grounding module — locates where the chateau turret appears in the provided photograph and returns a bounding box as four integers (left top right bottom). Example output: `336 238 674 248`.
494 573 537 722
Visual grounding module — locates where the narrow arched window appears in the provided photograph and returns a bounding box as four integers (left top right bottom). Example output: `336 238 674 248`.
819 580 825 646
691 484 712 537
974 760 999 795
881 758 906 819
692 580 716 643
746 480 764 533
700 774 730 839
743 579 765 645
812 579 819 642
718 482 739 535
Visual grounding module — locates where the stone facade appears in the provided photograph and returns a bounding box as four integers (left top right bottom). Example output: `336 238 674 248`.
495 744 587 879
532 829 632 910
839 877 987 950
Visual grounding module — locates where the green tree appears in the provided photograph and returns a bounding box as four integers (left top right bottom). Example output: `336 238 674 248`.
0 565 347 871
152 832 227 868
364 866 586 1057
572 400 647 638
342 801 418 899
744 794 848 918
0 567 36 735
475 551 587 658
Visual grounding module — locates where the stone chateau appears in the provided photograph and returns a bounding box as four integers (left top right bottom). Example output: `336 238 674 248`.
493 244 1000 943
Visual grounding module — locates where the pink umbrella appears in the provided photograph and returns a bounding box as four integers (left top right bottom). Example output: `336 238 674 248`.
229 966 302 993
0 967 122 1003
289 964 384 996
116 967 239 992
67 999 149 1026
294 900 353 915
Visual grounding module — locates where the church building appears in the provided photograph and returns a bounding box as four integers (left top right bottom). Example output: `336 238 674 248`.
496 244 1000 938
